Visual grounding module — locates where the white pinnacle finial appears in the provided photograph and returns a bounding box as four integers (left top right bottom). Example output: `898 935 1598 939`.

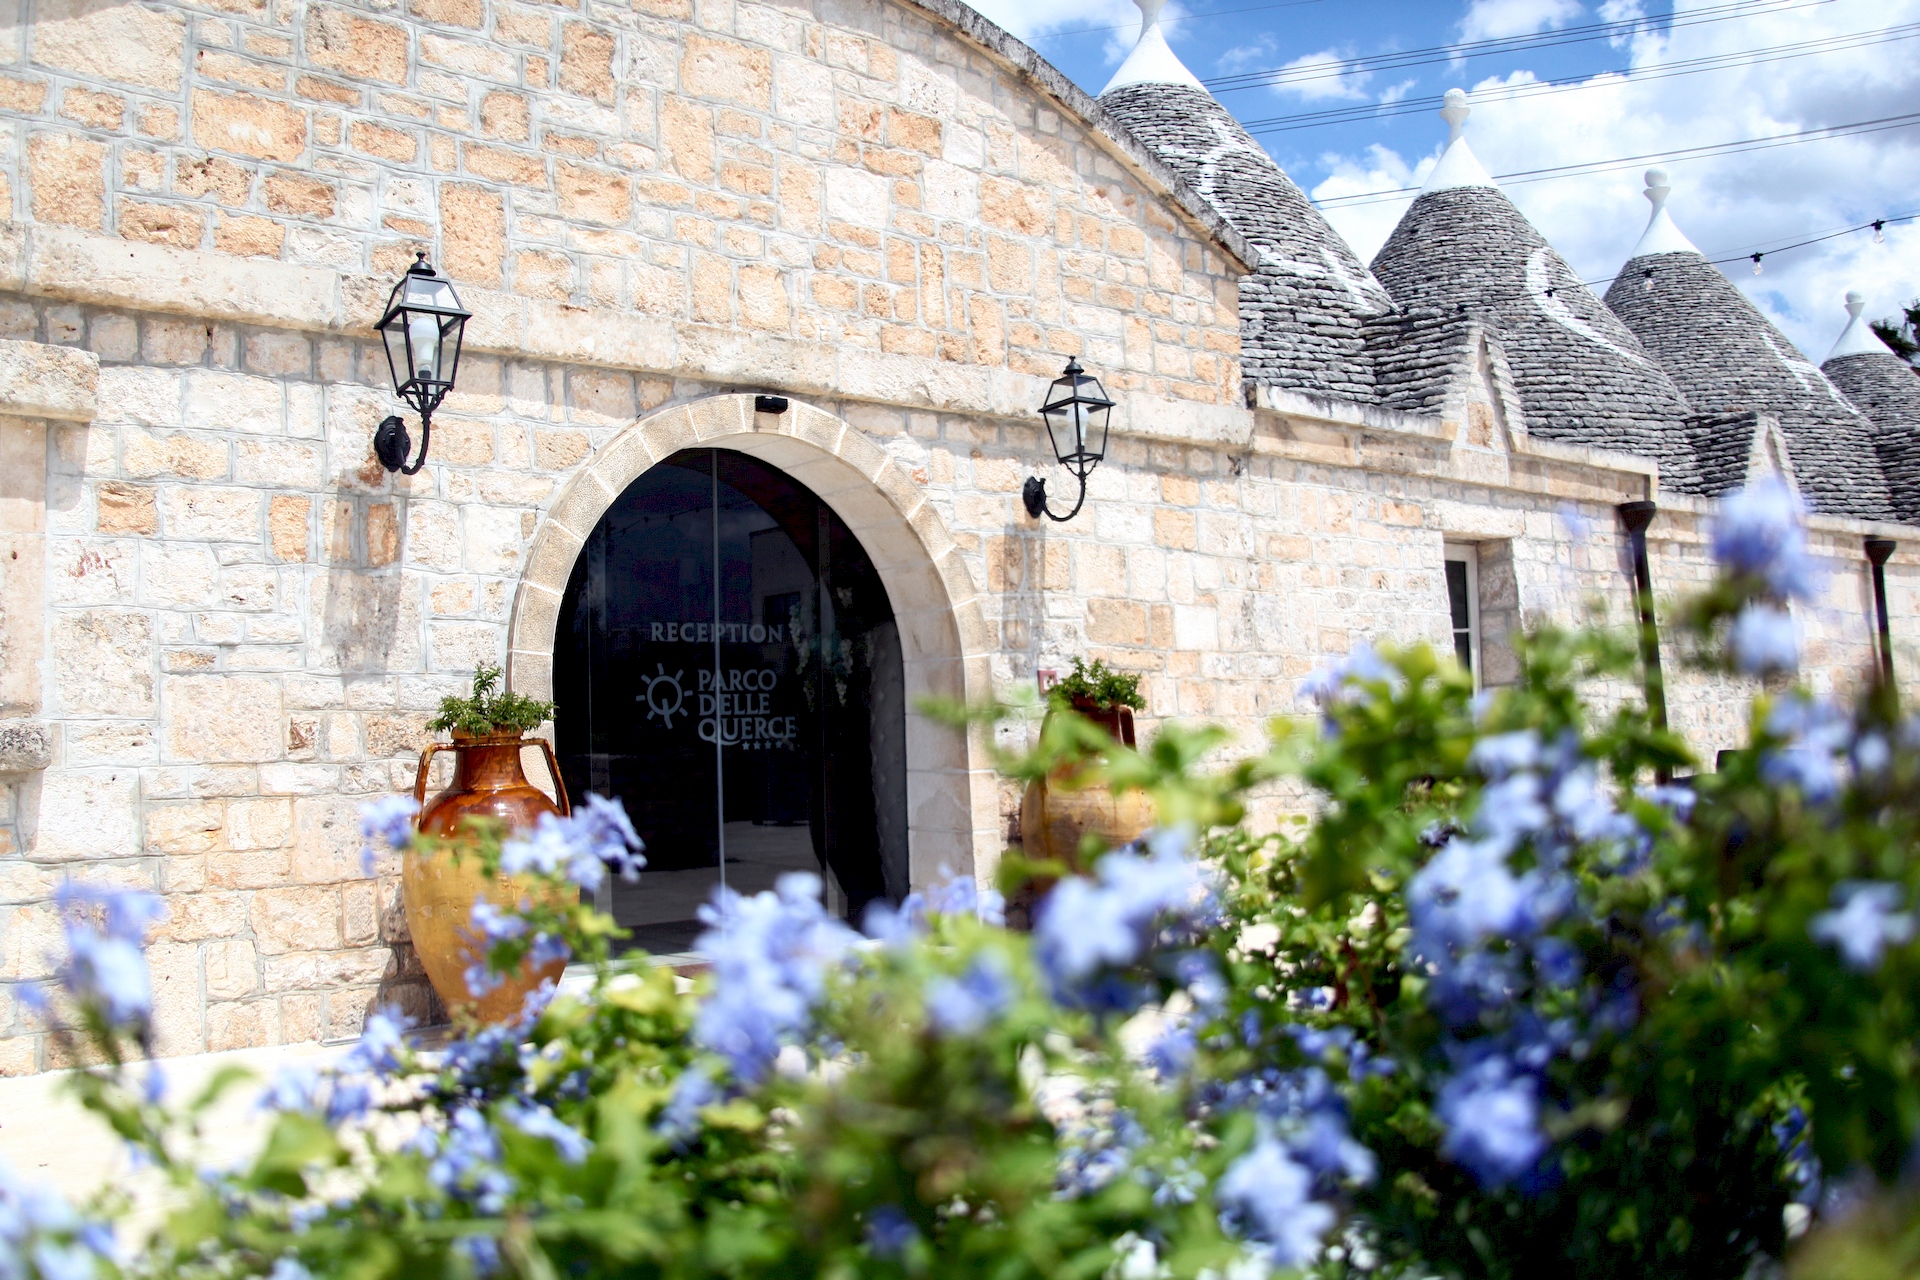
1441 88 1470 143
1644 168 1671 209
1826 288 1896 360
1420 89 1495 193
1099 0 1204 95
1625 166 1698 260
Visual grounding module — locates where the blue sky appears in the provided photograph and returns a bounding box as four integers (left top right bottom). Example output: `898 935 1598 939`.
965 0 1920 358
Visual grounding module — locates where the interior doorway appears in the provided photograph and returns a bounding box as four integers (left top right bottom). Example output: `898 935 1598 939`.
554 447 909 953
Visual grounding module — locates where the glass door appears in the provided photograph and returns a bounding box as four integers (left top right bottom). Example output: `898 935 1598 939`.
555 448 908 954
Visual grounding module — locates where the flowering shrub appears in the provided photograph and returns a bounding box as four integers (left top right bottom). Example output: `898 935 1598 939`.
6 477 1920 1278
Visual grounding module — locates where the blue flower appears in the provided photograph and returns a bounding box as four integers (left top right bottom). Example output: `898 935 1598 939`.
1407 837 1527 953
499 1100 591 1164
1711 478 1823 600
268 1257 314 1280
51 883 163 1027
456 1235 502 1278
1033 829 1213 998
655 1062 720 1144
1144 1014 1197 1078
924 951 1014 1035
1811 881 1916 971
469 900 527 943
359 794 418 853
1216 1137 1337 1268
1762 696 1852 804
861 892 926 946
340 1008 409 1078
925 871 1006 926
862 1205 920 1259
499 796 646 893
1730 605 1798 675
1468 730 1541 779
572 794 647 882
424 1106 515 1213
32 1241 97 1280
1436 1055 1546 1188
693 873 859 1083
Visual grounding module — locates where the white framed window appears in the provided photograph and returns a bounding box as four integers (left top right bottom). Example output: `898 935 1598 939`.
1443 543 1481 690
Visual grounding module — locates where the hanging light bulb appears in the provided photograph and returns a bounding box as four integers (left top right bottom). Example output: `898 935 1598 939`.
1642 268 1655 293
1750 253 1764 276
1873 219 1887 244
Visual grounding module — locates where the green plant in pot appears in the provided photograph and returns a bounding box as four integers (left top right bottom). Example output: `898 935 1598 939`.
1046 656 1144 747
409 666 571 1024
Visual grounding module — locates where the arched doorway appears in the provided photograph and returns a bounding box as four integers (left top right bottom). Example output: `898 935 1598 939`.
553 447 909 951
507 394 997 921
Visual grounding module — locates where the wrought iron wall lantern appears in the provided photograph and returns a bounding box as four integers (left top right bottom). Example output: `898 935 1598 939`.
373 253 472 475
1023 357 1113 523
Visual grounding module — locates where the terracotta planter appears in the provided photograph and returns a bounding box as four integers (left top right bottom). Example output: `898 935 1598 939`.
403 730 572 1025
1014 700 1153 923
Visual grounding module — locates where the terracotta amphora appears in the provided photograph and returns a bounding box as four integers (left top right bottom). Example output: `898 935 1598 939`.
1014 700 1155 923
402 730 572 1024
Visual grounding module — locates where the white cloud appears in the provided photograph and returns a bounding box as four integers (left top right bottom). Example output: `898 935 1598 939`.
1459 0 1585 41
1311 0 1920 358
1215 34 1279 75
1262 47 1372 101
1378 78 1420 105
962 0 1146 47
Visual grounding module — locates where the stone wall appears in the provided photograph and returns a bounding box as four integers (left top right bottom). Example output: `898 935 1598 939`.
0 0 1242 408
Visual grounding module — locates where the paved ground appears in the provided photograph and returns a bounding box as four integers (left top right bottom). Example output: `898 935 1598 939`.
0 1038 348 1240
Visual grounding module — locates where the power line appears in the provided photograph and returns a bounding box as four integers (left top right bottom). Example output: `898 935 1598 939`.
1205 0 1832 93
1313 111 1920 209
1574 212 1920 290
1234 23 1920 136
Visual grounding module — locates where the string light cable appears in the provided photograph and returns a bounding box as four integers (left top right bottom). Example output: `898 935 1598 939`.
1234 22 1920 136
1312 110 1920 209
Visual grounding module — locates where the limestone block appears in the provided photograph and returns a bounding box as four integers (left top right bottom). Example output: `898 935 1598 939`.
248 885 343 953
163 674 281 763
159 485 262 541
32 0 185 93
203 938 259 1001
31 767 140 860
51 608 154 717
0 339 97 421
282 795 364 885
462 504 525 575
95 477 155 533
0 720 51 772
28 227 339 332
158 890 247 942
205 999 277 1051
144 937 204 1055
139 542 217 606
185 371 284 435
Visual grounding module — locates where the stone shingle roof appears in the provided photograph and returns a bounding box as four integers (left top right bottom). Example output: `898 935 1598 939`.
1823 333 1920 521
1605 251 1894 520
1370 183 1698 488
1099 82 1391 403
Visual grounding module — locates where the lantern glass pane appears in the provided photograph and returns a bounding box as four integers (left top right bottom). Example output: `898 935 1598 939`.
403 273 458 312
1088 402 1110 461
380 320 408 390
408 311 441 384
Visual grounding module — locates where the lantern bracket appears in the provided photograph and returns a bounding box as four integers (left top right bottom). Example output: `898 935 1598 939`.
1022 357 1112 524
1023 474 1088 522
